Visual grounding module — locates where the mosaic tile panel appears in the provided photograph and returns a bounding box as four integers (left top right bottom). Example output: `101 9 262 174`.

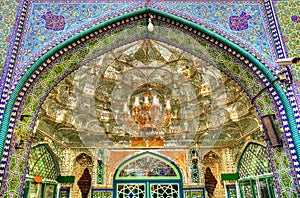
272 136 300 196
97 149 104 184
190 149 199 183
275 0 300 103
154 2 276 62
20 2 140 65
0 4 298 196
274 0 300 57
92 189 113 198
0 0 19 78
4 21 279 195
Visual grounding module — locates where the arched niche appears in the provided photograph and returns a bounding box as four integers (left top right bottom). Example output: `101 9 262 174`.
73 153 94 198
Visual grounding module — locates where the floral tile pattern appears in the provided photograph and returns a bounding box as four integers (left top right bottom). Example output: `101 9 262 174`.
275 0 300 103
0 0 19 77
0 1 299 197
153 2 276 63
18 2 141 69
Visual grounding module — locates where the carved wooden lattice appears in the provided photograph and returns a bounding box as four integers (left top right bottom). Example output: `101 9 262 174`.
28 144 58 180
238 143 269 178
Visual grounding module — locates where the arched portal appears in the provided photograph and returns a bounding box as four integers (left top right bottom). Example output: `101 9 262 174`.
0 6 299 198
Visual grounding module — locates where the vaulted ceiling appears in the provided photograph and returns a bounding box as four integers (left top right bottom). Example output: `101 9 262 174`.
36 39 262 149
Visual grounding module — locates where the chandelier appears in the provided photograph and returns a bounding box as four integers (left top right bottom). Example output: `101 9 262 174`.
123 91 172 135
120 36 173 136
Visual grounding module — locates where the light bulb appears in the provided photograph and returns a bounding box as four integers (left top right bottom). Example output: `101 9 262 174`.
148 20 154 32
152 95 159 106
123 102 129 113
144 95 149 104
166 99 171 110
134 96 140 107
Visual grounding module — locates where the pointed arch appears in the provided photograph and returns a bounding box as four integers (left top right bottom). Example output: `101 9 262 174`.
0 7 299 186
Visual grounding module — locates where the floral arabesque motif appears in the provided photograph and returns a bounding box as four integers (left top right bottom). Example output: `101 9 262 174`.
41 11 65 31
291 15 300 23
229 12 252 31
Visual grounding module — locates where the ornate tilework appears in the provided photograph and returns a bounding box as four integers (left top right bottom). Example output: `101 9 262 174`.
271 2 300 187
1 15 291 194
275 0 300 104
0 0 19 90
152 2 277 62
291 15 300 23
0 1 299 197
274 0 300 58
19 2 141 67
97 150 104 184
229 12 252 31
41 11 65 31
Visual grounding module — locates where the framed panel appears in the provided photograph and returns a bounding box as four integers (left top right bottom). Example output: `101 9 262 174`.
184 188 205 198
239 180 257 198
44 184 56 198
28 183 42 198
117 183 145 198
226 185 237 198
59 188 70 198
91 189 113 198
150 183 179 198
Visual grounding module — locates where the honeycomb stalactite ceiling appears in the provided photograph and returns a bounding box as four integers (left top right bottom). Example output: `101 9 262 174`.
36 39 262 149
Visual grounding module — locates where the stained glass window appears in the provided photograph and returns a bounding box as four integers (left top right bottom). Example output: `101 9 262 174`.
28 144 58 180
151 184 179 198
117 184 145 198
116 153 179 179
226 186 237 198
